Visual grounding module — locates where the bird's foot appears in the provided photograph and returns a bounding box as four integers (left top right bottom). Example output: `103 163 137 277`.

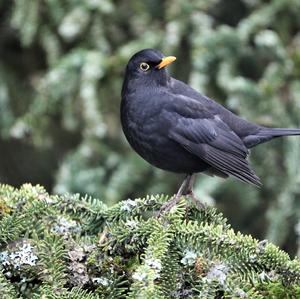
157 192 205 218
185 191 205 210
157 195 182 217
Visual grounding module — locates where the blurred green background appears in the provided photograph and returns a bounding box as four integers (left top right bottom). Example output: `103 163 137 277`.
1 0 300 255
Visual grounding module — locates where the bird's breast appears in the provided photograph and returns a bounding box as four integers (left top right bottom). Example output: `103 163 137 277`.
121 94 209 173
121 94 164 155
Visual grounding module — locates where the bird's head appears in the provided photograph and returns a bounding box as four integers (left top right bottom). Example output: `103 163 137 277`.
123 49 176 88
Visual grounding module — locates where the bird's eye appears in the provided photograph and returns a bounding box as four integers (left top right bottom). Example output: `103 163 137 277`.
139 62 150 72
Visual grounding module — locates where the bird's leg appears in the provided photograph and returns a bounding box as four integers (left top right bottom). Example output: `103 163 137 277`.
182 173 196 195
182 174 205 209
157 174 191 216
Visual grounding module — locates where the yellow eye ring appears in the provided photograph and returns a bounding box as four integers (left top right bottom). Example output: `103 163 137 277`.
140 62 150 71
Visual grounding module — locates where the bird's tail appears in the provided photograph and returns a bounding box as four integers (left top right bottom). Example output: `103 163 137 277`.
244 127 300 148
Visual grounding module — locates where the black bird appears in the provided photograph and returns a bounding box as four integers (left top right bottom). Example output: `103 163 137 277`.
121 48 300 211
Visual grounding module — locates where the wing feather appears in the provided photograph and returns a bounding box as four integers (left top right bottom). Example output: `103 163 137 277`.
165 98 261 187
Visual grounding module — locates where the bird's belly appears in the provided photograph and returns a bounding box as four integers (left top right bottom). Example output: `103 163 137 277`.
147 145 209 174
125 128 209 173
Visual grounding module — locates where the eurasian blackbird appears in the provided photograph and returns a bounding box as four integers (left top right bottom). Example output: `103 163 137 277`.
121 48 300 211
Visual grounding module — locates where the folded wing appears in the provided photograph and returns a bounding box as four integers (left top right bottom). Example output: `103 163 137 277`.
165 96 261 187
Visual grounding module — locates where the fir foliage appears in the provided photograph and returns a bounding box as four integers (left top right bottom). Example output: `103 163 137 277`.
1 0 300 255
0 184 300 298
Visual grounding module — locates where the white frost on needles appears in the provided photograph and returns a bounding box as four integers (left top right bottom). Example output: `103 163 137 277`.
121 199 137 212
205 263 229 286
0 243 38 269
181 249 197 266
132 258 162 282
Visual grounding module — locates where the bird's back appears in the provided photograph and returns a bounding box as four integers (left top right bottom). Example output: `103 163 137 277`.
169 78 260 140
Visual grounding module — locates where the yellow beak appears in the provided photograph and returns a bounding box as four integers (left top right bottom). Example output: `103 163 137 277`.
156 56 176 69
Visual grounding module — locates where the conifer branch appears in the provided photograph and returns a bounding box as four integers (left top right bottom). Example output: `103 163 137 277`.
0 184 300 298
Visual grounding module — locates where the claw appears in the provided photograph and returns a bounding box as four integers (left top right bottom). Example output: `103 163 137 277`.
157 195 182 217
186 191 205 210
156 173 205 217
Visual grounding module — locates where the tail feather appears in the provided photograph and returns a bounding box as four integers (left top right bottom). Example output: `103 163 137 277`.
259 127 300 137
244 127 300 148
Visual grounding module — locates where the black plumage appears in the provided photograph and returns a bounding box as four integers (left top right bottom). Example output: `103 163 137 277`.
121 49 300 210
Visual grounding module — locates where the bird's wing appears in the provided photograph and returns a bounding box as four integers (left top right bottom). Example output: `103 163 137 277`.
165 95 261 186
